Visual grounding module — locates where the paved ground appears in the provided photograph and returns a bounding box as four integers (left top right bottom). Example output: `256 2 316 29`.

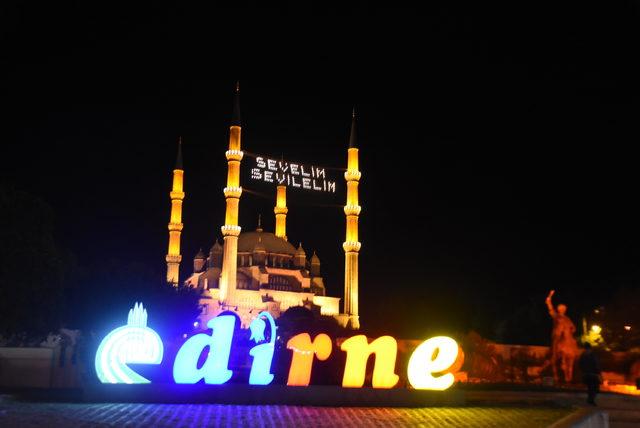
0 397 571 427
466 390 640 428
2 390 639 427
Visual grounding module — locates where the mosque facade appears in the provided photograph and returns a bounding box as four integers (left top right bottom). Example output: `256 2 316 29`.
164 84 361 329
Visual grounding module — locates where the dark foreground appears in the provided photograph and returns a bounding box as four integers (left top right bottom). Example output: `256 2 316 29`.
0 397 570 427
4 389 640 427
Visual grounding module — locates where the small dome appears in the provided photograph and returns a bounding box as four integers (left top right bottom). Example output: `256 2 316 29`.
295 242 306 256
194 248 206 260
238 230 296 255
210 239 223 254
310 251 320 264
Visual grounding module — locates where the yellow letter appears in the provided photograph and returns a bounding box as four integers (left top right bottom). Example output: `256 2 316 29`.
286 333 332 386
407 336 459 390
340 335 399 388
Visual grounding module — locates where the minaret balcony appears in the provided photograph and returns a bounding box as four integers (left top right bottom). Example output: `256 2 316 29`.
223 186 243 198
342 241 362 252
167 222 184 232
344 170 362 181
221 225 242 236
225 150 244 161
343 205 361 216
165 254 182 263
274 206 289 215
170 190 185 200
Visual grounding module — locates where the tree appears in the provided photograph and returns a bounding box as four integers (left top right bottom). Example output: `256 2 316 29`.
589 287 640 351
64 260 202 341
0 185 69 338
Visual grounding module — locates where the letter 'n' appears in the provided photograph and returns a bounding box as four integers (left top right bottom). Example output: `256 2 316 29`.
340 335 399 388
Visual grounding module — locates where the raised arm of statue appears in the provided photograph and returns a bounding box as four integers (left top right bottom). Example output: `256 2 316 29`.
546 290 556 317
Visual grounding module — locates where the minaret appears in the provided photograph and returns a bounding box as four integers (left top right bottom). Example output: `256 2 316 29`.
166 137 185 286
219 82 243 303
274 185 288 240
343 109 361 329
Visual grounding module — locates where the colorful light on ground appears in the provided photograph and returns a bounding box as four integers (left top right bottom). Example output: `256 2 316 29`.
407 336 459 391
94 302 164 384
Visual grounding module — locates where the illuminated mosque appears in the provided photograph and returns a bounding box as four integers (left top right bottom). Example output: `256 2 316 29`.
164 84 361 329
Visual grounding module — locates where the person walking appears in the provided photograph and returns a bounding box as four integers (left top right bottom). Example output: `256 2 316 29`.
579 342 602 406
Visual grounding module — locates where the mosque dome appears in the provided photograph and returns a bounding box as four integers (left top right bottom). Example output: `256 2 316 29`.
252 236 266 253
238 229 297 255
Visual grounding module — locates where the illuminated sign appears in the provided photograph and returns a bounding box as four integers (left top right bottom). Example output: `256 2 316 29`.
286 333 332 386
248 312 277 385
407 336 459 391
95 303 164 384
173 314 235 384
341 335 399 388
249 156 337 193
96 309 461 391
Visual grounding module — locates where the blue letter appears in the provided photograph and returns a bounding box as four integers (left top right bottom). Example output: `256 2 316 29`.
248 311 276 385
94 302 164 384
173 315 235 384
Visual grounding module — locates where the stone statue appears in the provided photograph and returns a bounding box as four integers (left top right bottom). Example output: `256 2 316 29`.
545 290 579 383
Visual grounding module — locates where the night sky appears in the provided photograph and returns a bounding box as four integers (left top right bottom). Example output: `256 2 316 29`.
2 3 640 341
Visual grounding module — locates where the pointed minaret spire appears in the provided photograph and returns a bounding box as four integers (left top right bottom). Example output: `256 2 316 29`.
166 137 186 286
342 107 362 329
257 214 263 232
175 136 184 170
231 81 241 126
348 107 357 148
220 80 244 303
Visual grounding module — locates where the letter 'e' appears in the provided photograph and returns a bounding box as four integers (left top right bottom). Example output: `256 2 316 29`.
407 336 459 390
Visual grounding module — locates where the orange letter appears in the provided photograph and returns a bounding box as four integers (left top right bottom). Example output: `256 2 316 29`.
286 333 332 386
340 335 399 388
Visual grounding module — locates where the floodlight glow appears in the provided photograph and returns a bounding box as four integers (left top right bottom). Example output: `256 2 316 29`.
173 315 235 384
407 336 458 391
591 325 602 334
94 302 164 384
248 311 277 385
